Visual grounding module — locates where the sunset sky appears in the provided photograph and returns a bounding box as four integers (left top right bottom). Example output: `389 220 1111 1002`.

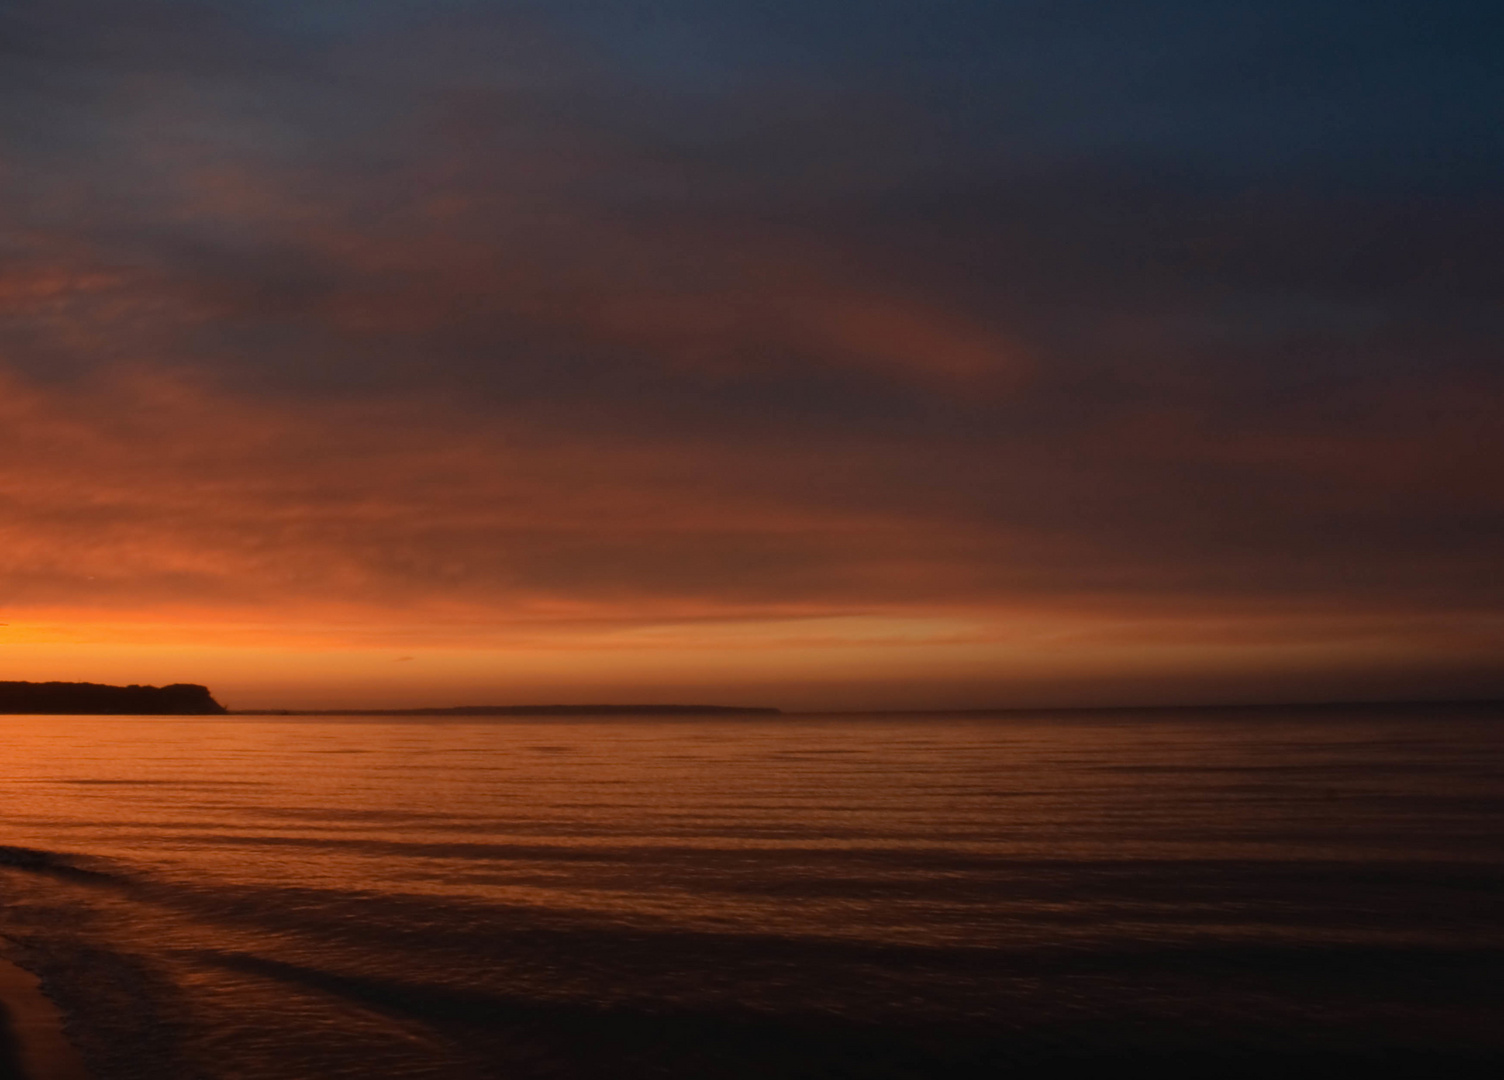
1 0 1500 710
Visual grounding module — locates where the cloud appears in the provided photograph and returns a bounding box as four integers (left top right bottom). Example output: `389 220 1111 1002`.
0 361 1496 632
0 0 1499 703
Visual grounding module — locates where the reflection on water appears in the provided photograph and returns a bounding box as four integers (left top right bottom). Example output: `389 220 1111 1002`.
0 708 1500 1078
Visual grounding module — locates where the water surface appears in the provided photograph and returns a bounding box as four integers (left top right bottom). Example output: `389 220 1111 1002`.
0 707 1500 1077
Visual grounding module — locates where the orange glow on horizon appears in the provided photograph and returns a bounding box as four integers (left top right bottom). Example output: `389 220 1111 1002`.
0 362 1499 708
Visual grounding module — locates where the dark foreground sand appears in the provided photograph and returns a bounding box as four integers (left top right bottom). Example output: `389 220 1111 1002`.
0 955 88 1080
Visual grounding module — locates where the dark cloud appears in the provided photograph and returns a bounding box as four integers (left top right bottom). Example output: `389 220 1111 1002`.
0 0 1499 702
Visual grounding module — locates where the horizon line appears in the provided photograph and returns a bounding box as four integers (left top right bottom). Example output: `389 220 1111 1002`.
224 696 1504 718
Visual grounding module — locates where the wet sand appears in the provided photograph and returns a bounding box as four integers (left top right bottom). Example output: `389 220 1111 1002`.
0 955 88 1080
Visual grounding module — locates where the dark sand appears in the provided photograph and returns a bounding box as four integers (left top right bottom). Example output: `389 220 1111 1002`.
0 955 88 1080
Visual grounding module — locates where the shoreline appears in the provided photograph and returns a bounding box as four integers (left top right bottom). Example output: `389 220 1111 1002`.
0 955 89 1080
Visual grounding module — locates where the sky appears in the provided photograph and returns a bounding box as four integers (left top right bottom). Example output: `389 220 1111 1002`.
1 0 1500 710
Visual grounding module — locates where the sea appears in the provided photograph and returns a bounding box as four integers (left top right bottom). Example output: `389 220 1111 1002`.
0 705 1499 1079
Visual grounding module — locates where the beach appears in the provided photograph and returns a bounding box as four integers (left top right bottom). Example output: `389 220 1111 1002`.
0 954 88 1080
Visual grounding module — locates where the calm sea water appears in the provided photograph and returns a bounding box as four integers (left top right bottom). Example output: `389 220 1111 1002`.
0 707 1500 1078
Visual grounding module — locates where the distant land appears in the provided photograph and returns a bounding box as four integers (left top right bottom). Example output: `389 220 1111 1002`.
0 681 227 715
237 699 1498 719
794 699 1504 718
11 689 1494 720
240 704 783 717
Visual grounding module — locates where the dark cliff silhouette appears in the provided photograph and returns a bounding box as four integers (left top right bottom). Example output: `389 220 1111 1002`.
0 681 227 715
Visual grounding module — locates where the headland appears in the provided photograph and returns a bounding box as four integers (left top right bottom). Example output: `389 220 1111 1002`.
0 682 227 715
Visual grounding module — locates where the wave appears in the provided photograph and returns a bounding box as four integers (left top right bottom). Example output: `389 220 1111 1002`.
0 844 116 883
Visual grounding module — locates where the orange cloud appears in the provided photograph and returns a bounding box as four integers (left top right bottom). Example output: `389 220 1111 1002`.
0 362 1497 709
